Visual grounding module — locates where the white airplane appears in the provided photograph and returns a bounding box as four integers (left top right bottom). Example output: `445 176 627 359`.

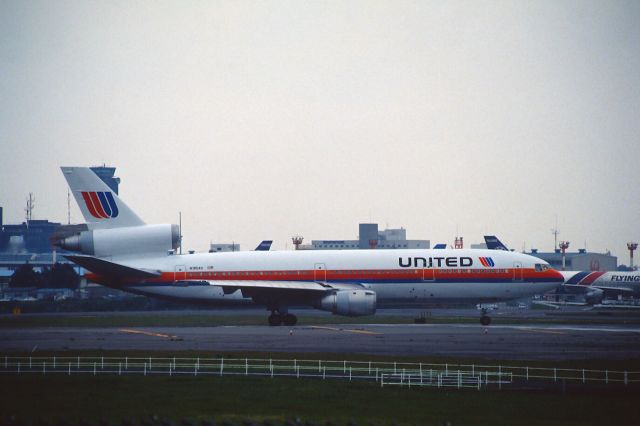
560 270 640 304
57 167 564 326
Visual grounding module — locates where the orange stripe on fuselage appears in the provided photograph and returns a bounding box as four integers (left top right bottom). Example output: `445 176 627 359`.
82 268 559 284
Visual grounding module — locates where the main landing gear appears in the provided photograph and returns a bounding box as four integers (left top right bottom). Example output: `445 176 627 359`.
480 308 492 326
268 311 297 326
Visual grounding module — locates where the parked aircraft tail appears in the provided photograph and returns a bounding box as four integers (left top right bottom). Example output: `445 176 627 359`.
255 240 273 251
484 235 509 251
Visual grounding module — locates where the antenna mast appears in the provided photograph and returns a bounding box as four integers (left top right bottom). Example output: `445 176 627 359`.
25 193 35 224
67 189 71 225
551 216 559 250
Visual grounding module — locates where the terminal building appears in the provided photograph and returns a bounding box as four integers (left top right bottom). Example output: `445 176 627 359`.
308 223 430 250
209 243 241 253
0 216 61 255
526 248 617 271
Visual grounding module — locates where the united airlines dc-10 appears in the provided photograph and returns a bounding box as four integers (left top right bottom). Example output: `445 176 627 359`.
57 167 564 326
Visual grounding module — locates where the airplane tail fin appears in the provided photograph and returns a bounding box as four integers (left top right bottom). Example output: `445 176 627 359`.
61 167 145 230
484 235 509 251
255 240 273 251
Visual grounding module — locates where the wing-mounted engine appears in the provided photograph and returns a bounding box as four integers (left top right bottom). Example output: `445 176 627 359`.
314 289 377 316
56 224 180 257
584 288 604 305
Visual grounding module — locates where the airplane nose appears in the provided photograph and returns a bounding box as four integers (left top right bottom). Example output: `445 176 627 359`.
550 269 565 283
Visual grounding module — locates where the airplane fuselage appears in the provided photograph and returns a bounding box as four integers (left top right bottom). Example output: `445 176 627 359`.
88 248 563 305
561 270 640 297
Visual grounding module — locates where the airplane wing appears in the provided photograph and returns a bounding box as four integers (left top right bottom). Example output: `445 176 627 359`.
173 280 370 301
200 280 330 291
181 280 368 293
588 286 635 293
562 284 635 294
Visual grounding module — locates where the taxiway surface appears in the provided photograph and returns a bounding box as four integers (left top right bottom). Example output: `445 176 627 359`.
3 322 640 360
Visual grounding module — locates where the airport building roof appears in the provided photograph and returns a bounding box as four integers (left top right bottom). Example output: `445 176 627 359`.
528 249 617 271
310 223 430 250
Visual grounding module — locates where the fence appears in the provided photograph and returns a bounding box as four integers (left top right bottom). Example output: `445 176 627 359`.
1 355 638 390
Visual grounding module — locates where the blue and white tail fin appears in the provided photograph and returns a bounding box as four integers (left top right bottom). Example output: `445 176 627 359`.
255 240 273 251
61 167 145 229
484 235 509 251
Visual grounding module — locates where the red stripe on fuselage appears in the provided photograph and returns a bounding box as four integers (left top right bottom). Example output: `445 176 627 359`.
108 267 558 285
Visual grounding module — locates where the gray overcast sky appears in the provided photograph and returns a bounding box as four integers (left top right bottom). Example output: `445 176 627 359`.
1 0 639 259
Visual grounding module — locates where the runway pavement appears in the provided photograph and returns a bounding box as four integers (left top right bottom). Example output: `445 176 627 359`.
3 322 640 360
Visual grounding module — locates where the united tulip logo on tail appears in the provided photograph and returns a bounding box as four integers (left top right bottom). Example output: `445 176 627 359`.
478 257 495 267
81 191 119 219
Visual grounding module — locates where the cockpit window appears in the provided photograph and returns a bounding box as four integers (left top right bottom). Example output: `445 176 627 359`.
534 264 550 272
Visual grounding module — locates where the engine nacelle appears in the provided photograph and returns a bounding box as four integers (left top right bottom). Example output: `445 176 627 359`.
584 288 604 305
57 224 180 257
315 290 376 316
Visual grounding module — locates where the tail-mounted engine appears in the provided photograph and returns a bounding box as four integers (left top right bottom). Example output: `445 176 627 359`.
56 224 180 257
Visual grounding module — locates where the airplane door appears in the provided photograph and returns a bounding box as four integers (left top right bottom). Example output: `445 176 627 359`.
422 266 435 282
314 263 327 282
175 265 186 281
513 262 523 281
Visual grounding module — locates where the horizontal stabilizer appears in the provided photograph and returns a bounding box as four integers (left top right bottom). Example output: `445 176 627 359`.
64 255 161 279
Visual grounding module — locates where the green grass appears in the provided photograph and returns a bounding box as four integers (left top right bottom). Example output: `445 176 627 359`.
0 374 638 425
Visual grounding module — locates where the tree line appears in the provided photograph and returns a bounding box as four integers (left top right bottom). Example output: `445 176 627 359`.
9 263 80 289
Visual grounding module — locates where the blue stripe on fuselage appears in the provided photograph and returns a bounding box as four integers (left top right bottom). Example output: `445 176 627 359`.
565 271 591 285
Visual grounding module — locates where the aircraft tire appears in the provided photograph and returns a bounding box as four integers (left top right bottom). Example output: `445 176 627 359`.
283 313 297 326
480 316 491 326
268 313 282 326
